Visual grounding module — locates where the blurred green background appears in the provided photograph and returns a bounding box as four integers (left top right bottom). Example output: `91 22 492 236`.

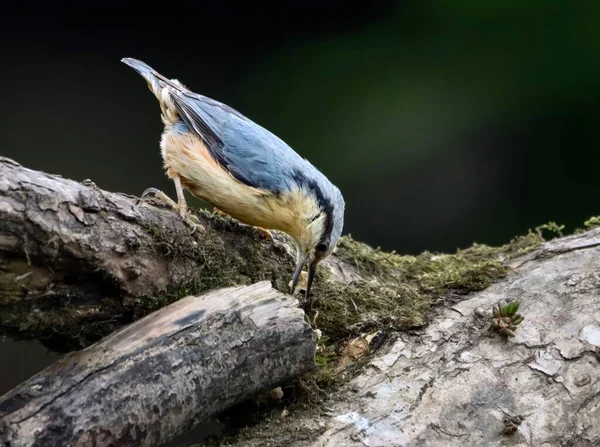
3 2 600 255
1 0 600 400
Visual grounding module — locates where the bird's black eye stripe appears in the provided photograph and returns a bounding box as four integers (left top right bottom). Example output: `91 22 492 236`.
290 169 335 253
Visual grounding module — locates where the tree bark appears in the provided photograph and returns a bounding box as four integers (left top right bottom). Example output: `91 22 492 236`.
4 156 600 447
0 281 315 447
0 156 372 350
223 228 600 447
0 156 306 349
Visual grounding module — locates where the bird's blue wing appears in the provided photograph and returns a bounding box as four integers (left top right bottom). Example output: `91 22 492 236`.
170 87 345 249
171 92 308 194
121 57 322 196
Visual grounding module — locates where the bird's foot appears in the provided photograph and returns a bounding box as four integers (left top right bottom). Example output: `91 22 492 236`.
253 226 273 241
140 187 204 234
179 208 203 235
212 207 229 218
139 187 177 208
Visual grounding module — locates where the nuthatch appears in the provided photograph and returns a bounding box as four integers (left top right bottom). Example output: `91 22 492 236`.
122 58 345 298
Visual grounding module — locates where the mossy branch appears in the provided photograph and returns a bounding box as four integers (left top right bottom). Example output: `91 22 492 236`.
6 157 600 447
0 156 566 356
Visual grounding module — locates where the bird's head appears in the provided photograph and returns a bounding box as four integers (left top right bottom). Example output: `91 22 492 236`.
290 178 345 298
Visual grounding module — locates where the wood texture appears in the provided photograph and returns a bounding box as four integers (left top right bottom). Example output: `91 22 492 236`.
224 229 600 446
0 156 297 348
0 281 315 447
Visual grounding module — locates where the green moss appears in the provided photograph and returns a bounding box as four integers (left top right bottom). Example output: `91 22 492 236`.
140 216 566 397
584 216 600 229
319 235 508 336
299 221 568 391
573 216 600 234
134 210 294 318
504 222 564 255
188 218 597 446
308 334 339 390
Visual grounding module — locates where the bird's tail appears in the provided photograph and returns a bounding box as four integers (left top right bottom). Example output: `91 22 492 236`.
121 57 187 124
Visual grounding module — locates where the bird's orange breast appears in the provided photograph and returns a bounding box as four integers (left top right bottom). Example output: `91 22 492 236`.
160 129 322 244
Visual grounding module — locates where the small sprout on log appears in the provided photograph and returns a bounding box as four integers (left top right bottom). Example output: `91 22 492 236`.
491 299 524 337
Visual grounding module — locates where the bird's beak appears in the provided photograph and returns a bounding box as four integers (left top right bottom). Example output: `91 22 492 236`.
291 252 307 294
306 260 318 298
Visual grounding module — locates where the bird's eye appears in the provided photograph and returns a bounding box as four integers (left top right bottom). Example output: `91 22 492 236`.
316 242 329 253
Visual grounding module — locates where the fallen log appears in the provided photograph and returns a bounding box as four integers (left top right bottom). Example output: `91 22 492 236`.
0 281 315 447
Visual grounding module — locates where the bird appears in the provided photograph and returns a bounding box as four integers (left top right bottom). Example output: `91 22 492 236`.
121 57 345 299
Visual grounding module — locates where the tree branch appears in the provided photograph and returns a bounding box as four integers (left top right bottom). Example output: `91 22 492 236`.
3 157 600 446
0 156 439 352
0 281 315 447
0 157 307 349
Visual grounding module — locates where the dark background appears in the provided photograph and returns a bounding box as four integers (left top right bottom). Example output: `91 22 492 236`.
1 0 599 416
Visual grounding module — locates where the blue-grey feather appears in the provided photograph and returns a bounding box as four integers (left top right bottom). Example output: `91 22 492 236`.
173 93 345 247
174 94 320 193
122 57 344 248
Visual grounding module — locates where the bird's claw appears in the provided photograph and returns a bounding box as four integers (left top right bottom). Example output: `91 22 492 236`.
182 211 203 235
177 206 203 234
141 187 161 199
186 221 198 235
212 207 228 218
138 187 178 209
139 187 204 234
253 226 273 241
